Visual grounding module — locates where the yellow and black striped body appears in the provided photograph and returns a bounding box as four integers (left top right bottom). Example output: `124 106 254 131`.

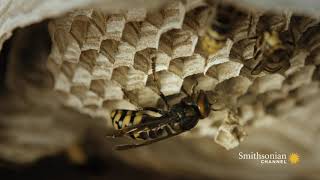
251 31 293 75
111 109 167 140
200 28 227 55
108 91 211 150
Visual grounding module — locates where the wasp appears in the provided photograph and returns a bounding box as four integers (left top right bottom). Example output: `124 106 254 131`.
199 1 250 55
247 12 296 75
249 31 294 75
107 57 212 150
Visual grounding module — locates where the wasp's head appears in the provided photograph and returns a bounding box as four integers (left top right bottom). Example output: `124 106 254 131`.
196 90 211 119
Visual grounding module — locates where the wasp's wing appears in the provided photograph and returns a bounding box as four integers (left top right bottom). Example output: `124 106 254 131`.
115 130 184 150
106 115 174 138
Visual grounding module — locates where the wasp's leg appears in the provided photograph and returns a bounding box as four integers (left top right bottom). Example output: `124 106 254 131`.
251 60 264 75
115 130 183 151
181 87 190 97
253 46 263 60
251 35 263 61
191 80 199 96
181 79 199 98
151 56 170 110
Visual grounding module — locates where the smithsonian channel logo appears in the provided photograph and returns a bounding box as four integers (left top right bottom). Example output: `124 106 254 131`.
239 152 300 165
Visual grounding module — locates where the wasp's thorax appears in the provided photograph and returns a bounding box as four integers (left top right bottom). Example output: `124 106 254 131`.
169 91 211 131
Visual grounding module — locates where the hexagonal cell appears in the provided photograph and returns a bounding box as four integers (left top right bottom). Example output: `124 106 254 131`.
125 8 147 22
161 0 186 31
215 76 252 97
183 74 219 93
237 104 255 125
237 93 259 107
70 15 103 51
60 61 76 80
239 65 269 82
134 48 172 75
149 70 183 96
103 99 138 111
53 72 71 93
112 66 148 91
90 10 107 34
63 9 107 35
71 85 103 107
115 41 136 67
133 50 152 74
284 65 315 91
231 13 260 42
257 89 288 107
93 55 114 80
159 29 198 59
100 39 135 68
248 74 285 94
183 5 211 34
305 47 320 65
214 123 245 150
122 21 159 51
79 50 97 72
299 25 320 51
290 15 319 43
169 54 205 78
285 51 309 76
147 0 185 32
90 79 124 100
239 103 262 123
126 87 161 107
289 82 319 102
52 28 81 63
104 14 126 40
206 61 243 82
256 12 291 35
80 50 113 80
203 39 234 71
266 97 296 116
47 57 65 92
213 76 252 108
70 64 92 88
229 38 256 63
55 91 83 109
50 15 74 32
194 118 218 138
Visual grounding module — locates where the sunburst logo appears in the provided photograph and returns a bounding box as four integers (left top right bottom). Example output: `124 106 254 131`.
289 153 300 165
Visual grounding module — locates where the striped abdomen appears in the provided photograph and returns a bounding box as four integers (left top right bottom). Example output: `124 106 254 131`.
111 109 167 140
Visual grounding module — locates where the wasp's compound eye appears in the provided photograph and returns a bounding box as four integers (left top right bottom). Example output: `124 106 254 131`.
197 91 210 119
